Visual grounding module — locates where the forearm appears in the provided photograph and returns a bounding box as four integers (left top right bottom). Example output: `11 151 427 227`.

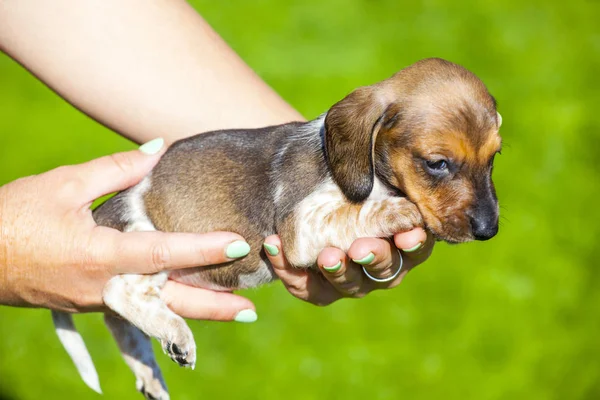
0 0 304 145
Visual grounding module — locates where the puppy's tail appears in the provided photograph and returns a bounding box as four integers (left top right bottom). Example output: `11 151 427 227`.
51 311 102 394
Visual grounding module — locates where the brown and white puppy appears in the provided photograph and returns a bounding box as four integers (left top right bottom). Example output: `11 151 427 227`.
52 58 502 399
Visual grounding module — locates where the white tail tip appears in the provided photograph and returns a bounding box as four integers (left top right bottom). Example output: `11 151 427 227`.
51 311 102 394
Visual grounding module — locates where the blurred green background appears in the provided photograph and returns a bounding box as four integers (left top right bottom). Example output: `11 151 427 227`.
1 0 599 399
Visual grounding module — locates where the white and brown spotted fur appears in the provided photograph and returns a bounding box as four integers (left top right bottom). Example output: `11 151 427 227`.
52 58 502 399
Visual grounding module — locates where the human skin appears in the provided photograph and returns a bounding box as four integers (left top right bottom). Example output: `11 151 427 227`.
0 0 434 318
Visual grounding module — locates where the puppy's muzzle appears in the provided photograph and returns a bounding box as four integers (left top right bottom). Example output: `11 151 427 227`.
468 176 500 241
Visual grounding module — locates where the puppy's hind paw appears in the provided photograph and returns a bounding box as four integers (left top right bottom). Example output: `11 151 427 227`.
161 339 196 370
136 377 170 400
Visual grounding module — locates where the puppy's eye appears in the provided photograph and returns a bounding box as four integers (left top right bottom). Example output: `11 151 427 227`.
426 160 449 172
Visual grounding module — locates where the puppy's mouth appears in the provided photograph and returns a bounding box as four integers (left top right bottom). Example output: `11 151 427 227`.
419 213 474 245
426 226 472 244
411 200 475 244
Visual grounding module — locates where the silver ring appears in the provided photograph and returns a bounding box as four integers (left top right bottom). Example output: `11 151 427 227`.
361 248 403 283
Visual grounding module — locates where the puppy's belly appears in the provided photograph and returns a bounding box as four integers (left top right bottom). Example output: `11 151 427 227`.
168 269 234 292
167 258 275 292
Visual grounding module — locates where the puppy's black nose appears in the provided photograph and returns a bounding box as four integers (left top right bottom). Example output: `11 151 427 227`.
470 216 498 241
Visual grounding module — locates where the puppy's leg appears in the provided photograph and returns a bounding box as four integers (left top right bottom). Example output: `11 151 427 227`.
356 196 424 237
104 314 169 400
103 272 196 369
97 183 195 370
289 196 423 266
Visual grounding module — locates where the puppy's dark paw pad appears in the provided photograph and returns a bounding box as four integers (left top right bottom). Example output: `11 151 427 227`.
170 343 185 356
161 339 196 369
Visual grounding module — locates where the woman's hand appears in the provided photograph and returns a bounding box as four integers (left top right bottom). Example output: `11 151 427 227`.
0 139 257 322
264 230 434 306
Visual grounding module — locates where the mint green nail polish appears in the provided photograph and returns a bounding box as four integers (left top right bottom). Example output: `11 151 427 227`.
234 309 257 323
226 240 250 259
402 242 423 253
139 138 165 155
263 243 279 256
353 252 375 265
323 260 342 272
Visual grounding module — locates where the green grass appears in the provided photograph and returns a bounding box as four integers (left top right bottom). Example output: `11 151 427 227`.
1 1 599 399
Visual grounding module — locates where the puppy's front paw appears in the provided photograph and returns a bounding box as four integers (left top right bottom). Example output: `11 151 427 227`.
378 197 423 234
160 322 196 369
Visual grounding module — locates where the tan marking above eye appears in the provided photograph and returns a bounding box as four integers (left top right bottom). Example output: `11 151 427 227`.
478 133 502 163
415 131 472 164
414 130 501 168
431 132 472 163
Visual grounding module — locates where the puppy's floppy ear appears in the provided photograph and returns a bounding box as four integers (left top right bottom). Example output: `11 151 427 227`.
324 85 393 202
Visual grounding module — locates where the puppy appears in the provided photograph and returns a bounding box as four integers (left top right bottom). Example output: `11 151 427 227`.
52 58 502 399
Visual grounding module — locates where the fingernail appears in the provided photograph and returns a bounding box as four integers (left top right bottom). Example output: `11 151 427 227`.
402 242 423 253
323 260 342 272
234 309 258 323
139 138 165 155
263 243 279 256
226 240 251 258
352 252 375 265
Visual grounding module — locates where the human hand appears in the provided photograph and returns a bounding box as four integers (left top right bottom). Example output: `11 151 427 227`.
264 229 434 306
0 139 256 322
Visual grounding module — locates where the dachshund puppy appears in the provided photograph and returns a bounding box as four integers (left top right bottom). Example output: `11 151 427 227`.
52 58 502 399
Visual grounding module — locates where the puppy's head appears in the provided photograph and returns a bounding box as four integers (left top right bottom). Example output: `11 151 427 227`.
324 58 502 243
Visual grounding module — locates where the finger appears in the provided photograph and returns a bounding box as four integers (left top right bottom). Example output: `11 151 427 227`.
94 228 250 274
71 138 166 202
316 247 365 297
262 235 291 273
396 231 435 272
393 227 428 252
267 236 342 306
161 280 257 322
266 235 312 297
346 237 403 286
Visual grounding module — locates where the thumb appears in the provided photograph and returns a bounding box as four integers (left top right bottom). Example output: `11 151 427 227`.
74 138 166 202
